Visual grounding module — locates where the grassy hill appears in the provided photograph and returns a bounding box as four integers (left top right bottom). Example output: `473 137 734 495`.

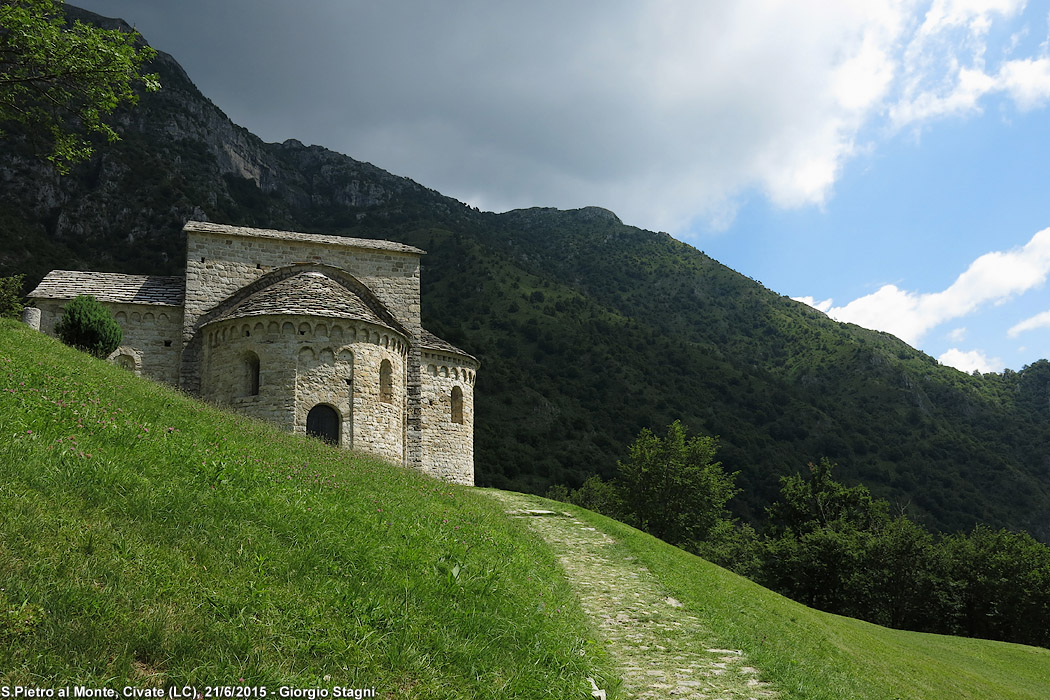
4 319 1050 699
0 319 613 695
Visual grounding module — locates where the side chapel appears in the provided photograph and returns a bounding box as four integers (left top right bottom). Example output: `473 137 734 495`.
27 221 477 485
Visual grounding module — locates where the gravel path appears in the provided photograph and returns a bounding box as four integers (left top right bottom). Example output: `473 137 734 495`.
491 491 779 700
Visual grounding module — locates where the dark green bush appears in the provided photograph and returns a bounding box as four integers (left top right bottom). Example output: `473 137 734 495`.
54 295 122 358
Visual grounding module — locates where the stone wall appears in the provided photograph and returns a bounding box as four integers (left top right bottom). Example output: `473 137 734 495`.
183 222 423 335
200 313 407 464
180 223 422 396
420 350 477 484
34 299 183 386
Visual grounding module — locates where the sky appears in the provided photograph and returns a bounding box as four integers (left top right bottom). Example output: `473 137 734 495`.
73 0 1050 373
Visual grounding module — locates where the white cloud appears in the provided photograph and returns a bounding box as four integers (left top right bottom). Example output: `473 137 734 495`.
1008 309 1050 336
792 295 834 313
948 326 968 341
119 0 920 232
890 0 1050 129
939 347 1005 372
999 56 1050 108
822 227 1050 344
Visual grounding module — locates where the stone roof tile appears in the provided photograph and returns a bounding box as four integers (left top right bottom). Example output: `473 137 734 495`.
184 220 425 255
420 328 476 362
211 272 397 332
28 270 185 306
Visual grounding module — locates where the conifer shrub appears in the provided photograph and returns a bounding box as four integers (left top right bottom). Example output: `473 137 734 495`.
54 294 122 358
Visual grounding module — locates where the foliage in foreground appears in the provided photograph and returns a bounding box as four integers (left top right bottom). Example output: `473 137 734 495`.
616 420 738 544
760 460 1050 647
0 319 613 696
0 0 159 171
551 426 1050 649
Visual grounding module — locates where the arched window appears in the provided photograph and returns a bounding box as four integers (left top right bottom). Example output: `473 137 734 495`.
306 404 340 444
379 359 393 403
115 354 138 374
245 351 260 396
451 386 464 424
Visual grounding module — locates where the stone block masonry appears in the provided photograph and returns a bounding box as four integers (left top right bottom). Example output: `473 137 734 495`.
27 221 478 484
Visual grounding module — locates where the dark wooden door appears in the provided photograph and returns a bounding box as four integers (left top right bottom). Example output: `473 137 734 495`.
306 404 340 444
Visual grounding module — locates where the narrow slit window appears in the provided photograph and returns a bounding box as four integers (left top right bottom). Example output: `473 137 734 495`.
379 359 393 403
246 351 260 396
451 386 464 424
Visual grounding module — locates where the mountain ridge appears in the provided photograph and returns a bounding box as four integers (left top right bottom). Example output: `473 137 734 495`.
2 4 1048 540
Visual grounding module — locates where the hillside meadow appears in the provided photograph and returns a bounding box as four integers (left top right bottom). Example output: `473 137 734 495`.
0 319 615 697
3 318 1050 699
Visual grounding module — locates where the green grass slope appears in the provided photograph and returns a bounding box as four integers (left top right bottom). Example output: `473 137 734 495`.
0 319 615 696
554 500 1050 700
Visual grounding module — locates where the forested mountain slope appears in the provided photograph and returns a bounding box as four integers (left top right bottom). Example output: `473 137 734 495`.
2 5 1047 538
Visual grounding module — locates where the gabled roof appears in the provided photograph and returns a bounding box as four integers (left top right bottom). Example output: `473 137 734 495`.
184 221 425 255
28 271 185 306
209 271 398 332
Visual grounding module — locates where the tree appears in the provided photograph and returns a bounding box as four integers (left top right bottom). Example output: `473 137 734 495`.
0 0 159 172
761 459 894 616
54 294 121 357
616 421 738 546
860 514 938 630
938 525 1050 646
567 474 623 520
765 458 889 537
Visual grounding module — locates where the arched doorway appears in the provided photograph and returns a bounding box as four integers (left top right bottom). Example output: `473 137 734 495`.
306 404 340 445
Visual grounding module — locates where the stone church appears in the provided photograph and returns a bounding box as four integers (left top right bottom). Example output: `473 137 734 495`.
27 221 478 485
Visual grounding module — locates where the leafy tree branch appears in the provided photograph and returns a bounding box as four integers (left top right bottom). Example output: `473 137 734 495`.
0 0 159 172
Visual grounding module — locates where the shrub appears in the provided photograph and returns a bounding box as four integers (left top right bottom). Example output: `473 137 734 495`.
54 295 122 358
0 274 25 319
